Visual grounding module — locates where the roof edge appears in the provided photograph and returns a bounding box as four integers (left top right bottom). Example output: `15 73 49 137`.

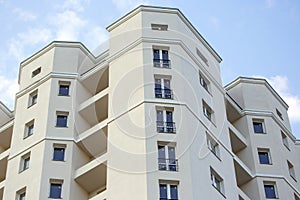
0 101 13 117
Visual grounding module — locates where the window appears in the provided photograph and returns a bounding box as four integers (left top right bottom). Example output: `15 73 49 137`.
253 119 265 133
32 67 41 77
276 109 283 120
155 77 172 99
28 90 38 107
264 182 278 198
196 48 208 66
16 187 26 200
203 100 213 122
56 112 68 127
210 167 224 195
207 133 220 159
156 108 176 133
20 153 30 172
24 120 34 138
53 144 66 161
58 81 70 96
158 143 177 171
159 181 178 200
258 148 271 165
288 160 296 181
199 72 209 92
153 48 170 68
49 179 63 199
151 24 168 31
281 131 289 150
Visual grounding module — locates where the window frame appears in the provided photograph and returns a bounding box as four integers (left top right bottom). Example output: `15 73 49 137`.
202 100 214 122
56 111 69 127
49 179 63 199
28 90 38 107
16 187 26 200
210 167 225 197
258 148 272 165
58 81 70 96
263 182 278 199
158 142 178 172
151 23 168 31
252 119 266 134
156 107 176 133
206 133 220 159
159 180 179 200
199 72 210 93
31 67 41 77
288 160 296 181
281 131 290 150
19 152 30 173
53 144 66 162
154 75 172 99
24 119 34 139
153 47 170 68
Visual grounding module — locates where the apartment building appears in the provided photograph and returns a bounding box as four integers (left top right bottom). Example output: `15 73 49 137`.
0 5 299 200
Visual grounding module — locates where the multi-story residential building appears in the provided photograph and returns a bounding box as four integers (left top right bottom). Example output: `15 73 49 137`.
0 5 299 200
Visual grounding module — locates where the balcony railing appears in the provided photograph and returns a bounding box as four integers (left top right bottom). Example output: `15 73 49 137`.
153 59 171 68
158 158 178 171
157 121 176 133
155 88 173 99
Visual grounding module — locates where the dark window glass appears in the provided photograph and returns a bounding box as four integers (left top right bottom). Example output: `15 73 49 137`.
53 148 65 161
159 184 168 199
158 146 166 170
59 85 69 96
170 185 178 199
50 183 62 198
162 50 169 61
264 185 276 198
56 115 67 127
23 157 30 170
19 192 26 200
153 49 160 60
253 122 264 133
258 152 270 164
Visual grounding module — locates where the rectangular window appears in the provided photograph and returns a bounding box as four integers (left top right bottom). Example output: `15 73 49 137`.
159 181 178 200
153 48 170 68
196 48 208 66
151 24 168 31
24 120 34 138
56 112 68 127
32 67 41 77
206 133 220 159
264 182 278 198
28 90 38 107
253 119 265 133
288 160 296 181
210 167 224 195
158 143 177 171
155 77 172 99
20 152 30 172
258 148 271 164
16 187 26 200
281 131 289 150
276 109 283 120
203 100 213 122
156 108 176 133
49 179 63 199
58 81 70 96
199 72 209 92
53 144 66 161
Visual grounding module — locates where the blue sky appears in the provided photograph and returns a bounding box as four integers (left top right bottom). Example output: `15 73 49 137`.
0 0 300 137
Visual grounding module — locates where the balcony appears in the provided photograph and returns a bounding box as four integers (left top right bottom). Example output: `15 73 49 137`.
155 88 173 99
0 121 13 154
0 149 9 184
153 59 171 68
74 153 107 199
157 121 176 133
158 158 178 171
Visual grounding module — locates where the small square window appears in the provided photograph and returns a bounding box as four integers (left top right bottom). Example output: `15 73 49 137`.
199 72 210 92
253 119 265 133
32 67 41 77
56 112 68 127
49 179 63 199
288 161 296 181
151 24 168 31
58 81 70 96
276 109 283 120
203 100 213 122
281 131 289 150
264 182 278 198
207 133 220 159
20 152 30 172
258 149 271 164
53 144 66 161
24 120 34 138
28 90 38 107
210 167 224 195
16 187 26 200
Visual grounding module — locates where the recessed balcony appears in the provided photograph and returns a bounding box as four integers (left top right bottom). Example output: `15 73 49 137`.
0 121 13 154
0 149 9 183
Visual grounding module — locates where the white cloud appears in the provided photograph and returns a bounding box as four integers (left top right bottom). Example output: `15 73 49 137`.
51 10 87 41
61 0 89 12
0 75 18 110
255 75 300 123
13 8 36 21
111 0 148 12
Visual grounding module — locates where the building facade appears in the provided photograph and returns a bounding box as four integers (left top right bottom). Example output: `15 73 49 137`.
0 5 299 200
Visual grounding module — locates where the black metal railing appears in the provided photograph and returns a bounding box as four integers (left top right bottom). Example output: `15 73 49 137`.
153 59 171 68
156 121 176 133
155 88 173 99
158 158 178 171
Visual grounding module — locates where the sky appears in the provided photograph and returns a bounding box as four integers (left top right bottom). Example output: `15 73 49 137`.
0 0 300 137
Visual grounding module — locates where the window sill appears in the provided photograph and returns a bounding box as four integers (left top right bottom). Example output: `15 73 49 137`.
254 132 267 134
209 149 221 161
52 159 66 162
55 126 68 128
58 94 70 97
19 168 29 174
260 163 272 165
23 134 33 140
212 184 226 199
27 103 37 109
